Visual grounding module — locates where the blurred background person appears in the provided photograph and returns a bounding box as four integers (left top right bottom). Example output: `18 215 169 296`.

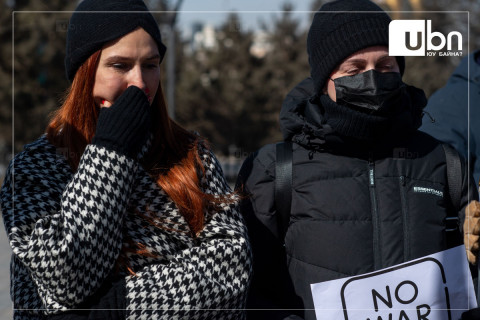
420 50 480 187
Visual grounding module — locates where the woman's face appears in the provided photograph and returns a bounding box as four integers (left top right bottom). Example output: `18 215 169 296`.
325 46 400 101
93 27 161 107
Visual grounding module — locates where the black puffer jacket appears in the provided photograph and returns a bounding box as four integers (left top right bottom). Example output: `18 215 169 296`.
237 77 477 320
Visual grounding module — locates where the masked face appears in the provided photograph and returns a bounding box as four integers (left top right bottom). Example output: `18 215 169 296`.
332 69 406 114
324 46 404 114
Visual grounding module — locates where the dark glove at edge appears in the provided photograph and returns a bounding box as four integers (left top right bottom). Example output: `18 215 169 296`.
462 307 480 320
92 86 151 159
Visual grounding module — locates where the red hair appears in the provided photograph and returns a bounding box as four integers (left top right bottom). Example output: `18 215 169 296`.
47 50 227 274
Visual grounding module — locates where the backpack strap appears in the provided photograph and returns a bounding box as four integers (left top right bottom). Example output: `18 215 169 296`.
275 141 293 244
443 144 462 211
442 144 463 245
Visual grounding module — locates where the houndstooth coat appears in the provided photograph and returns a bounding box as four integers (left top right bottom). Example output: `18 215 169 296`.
0 135 252 319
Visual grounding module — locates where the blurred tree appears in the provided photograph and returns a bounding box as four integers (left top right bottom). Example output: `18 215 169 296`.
175 13 256 155
253 3 310 149
175 5 309 156
0 1 13 158
4 1 76 155
0 0 14 184
0 0 78 186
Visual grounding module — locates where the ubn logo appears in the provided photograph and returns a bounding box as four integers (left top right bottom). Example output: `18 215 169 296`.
389 20 462 57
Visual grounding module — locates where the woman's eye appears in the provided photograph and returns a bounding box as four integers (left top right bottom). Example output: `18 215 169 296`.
111 63 128 71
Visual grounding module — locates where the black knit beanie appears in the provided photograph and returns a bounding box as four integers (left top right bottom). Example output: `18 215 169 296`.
65 0 166 81
307 0 405 94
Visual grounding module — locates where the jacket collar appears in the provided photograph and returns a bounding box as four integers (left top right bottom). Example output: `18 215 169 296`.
279 77 427 150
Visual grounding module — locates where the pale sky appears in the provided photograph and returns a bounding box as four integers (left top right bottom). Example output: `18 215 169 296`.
176 0 315 36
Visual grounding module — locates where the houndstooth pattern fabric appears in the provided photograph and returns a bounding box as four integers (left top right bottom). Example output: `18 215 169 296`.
0 135 252 319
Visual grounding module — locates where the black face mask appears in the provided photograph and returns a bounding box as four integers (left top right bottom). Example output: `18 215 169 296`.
332 69 406 114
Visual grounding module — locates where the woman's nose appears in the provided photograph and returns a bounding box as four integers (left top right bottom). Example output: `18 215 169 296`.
128 66 147 91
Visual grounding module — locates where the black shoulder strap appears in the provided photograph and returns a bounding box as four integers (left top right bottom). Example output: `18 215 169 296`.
443 143 462 211
275 141 293 244
442 144 463 249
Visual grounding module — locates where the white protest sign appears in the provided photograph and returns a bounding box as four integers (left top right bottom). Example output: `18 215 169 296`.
311 245 477 320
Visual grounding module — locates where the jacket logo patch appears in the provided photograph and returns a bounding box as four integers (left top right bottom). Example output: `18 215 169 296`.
413 186 443 197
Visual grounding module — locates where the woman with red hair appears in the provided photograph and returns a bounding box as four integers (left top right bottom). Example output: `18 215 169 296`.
0 0 251 319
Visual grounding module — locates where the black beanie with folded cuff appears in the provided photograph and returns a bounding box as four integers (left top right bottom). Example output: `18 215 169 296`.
65 0 166 82
307 0 405 95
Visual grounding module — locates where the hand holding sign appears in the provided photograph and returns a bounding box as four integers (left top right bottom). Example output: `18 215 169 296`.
464 201 480 264
311 246 477 320
462 307 480 320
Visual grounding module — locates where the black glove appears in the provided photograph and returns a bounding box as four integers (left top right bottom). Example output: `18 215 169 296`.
462 307 480 320
92 86 151 159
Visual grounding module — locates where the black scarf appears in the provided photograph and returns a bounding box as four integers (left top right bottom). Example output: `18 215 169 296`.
320 85 427 142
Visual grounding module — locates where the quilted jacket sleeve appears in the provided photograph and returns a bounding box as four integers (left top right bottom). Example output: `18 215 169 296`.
125 148 252 320
0 138 138 312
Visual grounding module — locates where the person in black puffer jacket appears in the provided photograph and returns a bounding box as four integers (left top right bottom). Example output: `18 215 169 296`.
236 1 479 319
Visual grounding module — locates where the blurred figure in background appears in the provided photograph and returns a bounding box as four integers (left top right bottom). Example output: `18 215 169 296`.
420 50 480 187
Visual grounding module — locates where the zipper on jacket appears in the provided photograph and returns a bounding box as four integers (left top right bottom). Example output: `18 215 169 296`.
399 176 409 261
369 158 381 270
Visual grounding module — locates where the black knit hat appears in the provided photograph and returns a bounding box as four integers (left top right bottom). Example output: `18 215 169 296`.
65 0 166 81
307 0 405 94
